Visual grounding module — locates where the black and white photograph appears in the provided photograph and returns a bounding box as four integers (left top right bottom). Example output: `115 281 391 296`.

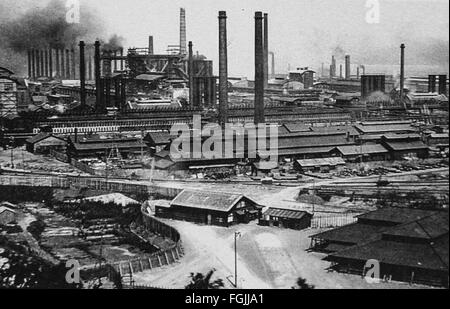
0 0 448 293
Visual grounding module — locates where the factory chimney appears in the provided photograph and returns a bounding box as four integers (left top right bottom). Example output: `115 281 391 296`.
356 66 360 80
180 8 187 55
331 55 336 77
188 41 194 108
438 75 447 96
254 11 265 124
94 41 103 113
428 75 437 93
400 43 405 102
345 55 350 80
148 36 154 55
339 64 343 79
218 11 229 127
263 13 269 88
79 41 87 107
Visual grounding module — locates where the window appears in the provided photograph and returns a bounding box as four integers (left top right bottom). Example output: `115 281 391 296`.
227 214 234 223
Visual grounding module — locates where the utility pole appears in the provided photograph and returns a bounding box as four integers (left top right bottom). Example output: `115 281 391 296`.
234 231 241 288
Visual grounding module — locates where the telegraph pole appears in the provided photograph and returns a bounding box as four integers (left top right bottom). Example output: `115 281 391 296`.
234 231 241 288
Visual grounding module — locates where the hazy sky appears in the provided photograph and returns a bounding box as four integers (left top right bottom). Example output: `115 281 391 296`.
2 0 449 77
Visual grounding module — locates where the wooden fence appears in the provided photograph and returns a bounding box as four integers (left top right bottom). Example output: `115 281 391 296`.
0 174 182 199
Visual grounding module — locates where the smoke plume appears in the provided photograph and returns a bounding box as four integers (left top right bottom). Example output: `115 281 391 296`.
0 0 123 75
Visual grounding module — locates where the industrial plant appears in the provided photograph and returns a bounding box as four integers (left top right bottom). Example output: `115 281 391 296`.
0 0 448 291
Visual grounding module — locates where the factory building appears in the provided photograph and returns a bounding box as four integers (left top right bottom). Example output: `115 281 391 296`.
155 190 262 227
310 208 448 287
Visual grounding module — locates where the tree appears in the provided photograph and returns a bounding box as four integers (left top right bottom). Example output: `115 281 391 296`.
0 237 82 289
185 269 224 290
293 277 315 289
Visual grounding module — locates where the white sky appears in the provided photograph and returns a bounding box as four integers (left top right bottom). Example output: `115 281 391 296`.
8 0 450 77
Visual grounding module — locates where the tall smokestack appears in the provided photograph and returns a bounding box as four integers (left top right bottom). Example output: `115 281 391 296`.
331 55 336 77
55 49 60 78
65 49 70 79
428 75 437 93
400 43 405 101
27 51 32 78
60 49 65 79
180 8 187 55
263 13 269 88
218 11 229 127
79 41 86 107
188 41 194 108
49 49 53 78
339 64 343 79
254 11 265 124
40 50 45 77
345 55 350 79
94 41 102 113
356 66 360 80
88 48 93 80
438 75 447 96
44 49 49 77
71 48 76 79
148 36 154 55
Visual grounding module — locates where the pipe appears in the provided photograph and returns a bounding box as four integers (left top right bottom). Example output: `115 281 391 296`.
254 11 265 124
263 13 269 88
79 41 86 106
188 41 194 107
400 43 405 101
218 11 229 127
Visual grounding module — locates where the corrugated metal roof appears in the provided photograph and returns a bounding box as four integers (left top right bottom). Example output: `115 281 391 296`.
384 141 429 151
264 207 311 220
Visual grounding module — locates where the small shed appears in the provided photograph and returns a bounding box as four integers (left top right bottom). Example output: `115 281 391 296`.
25 132 67 154
155 190 262 227
259 207 313 230
0 206 17 225
294 157 346 173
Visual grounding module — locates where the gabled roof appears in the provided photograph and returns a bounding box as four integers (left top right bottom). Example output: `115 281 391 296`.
382 212 449 240
264 207 312 220
26 132 65 144
334 144 388 156
170 190 258 213
146 132 173 145
383 141 429 151
356 208 443 225
311 222 387 245
0 206 16 214
328 234 448 271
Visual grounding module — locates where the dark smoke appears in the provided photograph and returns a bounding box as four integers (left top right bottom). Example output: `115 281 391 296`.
101 34 125 52
0 0 123 75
